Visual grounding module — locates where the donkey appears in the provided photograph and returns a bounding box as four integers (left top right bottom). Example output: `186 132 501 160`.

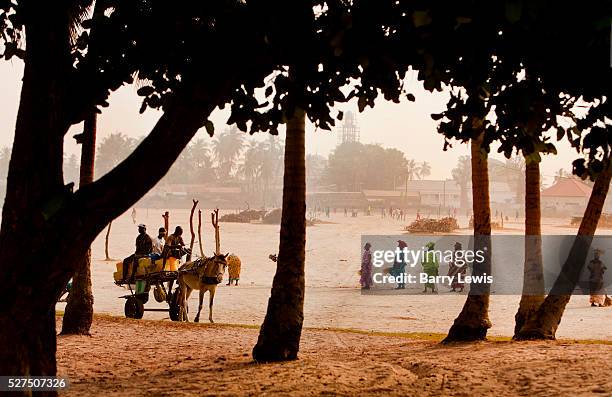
177 253 228 323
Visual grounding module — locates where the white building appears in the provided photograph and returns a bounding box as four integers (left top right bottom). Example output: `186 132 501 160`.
400 179 514 208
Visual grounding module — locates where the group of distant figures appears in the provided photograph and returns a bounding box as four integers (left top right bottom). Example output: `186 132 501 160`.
360 240 466 293
360 240 609 306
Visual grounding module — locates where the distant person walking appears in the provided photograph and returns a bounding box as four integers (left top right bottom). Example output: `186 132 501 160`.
360 243 373 290
422 242 439 293
391 240 408 289
447 242 466 292
131 207 137 224
588 249 607 307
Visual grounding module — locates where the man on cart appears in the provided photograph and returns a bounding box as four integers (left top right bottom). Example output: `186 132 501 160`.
121 224 153 283
162 226 189 296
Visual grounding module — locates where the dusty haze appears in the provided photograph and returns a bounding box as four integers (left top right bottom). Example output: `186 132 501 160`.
0 60 583 183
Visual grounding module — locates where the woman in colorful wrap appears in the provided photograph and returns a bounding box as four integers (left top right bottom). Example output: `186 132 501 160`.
360 242 373 289
226 254 242 286
422 241 439 293
447 241 466 292
588 249 607 307
391 240 408 289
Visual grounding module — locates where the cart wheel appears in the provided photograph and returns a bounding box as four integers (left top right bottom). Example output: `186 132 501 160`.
169 292 180 322
125 296 144 319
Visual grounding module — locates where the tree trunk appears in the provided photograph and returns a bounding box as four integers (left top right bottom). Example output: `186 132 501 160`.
252 108 306 362
62 112 97 335
0 3 72 380
443 133 492 342
513 160 544 337
0 68 229 383
515 164 612 340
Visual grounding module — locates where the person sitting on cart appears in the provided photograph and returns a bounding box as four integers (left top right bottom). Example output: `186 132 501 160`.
162 226 188 260
151 227 167 261
163 226 190 297
121 224 153 283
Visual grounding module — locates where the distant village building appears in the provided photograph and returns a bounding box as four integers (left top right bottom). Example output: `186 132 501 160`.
306 191 367 209
541 178 592 214
143 184 245 208
401 180 462 207
400 180 515 209
362 190 419 207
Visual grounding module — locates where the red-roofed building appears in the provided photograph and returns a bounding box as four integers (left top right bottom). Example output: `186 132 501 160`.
541 179 592 214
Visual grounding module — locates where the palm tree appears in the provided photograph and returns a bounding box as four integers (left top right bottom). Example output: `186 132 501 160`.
516 163 612 340
253 107 306 362
419 161 432 179
95 132 136 176
213 127 245 180
444 133 492 342
240 141 263 193
451 156 471 210
513 158 545 336
503 157 526 204
61 111 97 335
260 136 284 204
405 159 420 181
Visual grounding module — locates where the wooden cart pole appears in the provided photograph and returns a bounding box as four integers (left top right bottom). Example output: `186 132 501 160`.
104 221 114 261
211 208 220 255
162 211 170 234
197 209 204 257
187 199 198 261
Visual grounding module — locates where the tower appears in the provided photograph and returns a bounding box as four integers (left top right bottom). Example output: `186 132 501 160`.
338 111 360 144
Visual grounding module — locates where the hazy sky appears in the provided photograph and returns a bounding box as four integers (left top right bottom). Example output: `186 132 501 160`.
0 60 582 183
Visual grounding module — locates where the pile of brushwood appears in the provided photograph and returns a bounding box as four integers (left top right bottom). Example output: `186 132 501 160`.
572 213 612 227
262 208 314 226
262 208 282 224
219 209 266 223
405 217 459 233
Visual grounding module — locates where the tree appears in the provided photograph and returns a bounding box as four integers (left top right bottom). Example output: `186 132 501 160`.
0 0 293 378
306 154 327 190
451 156 471 210
419 161 431 179
516 163 612 339
63 154 80 185
497 157 526 205
213 127 245 180
95 133 136 177
252 107 306 361
444 132 493 342
324 142 408 191
61 112 97 335
405 159 420 181
514 158 544 335
491 77 563 337
515 102 612 340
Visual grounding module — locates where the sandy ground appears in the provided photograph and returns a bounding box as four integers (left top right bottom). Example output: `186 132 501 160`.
56 314 612 396
55 208 612 341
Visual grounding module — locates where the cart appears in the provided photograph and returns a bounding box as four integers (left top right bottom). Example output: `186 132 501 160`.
115 270 181 321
